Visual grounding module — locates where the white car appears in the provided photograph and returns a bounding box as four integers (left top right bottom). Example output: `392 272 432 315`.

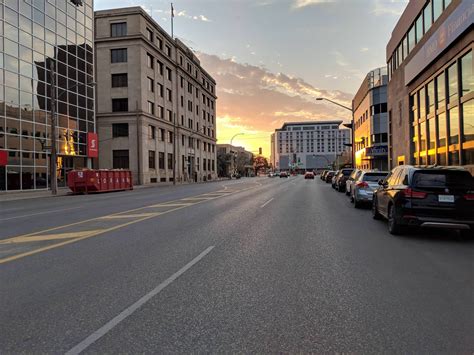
351 171 389 208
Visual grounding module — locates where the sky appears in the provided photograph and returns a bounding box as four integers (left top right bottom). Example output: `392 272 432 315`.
95 0 409 157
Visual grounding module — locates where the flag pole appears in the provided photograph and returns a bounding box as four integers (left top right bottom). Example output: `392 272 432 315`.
171 3 174 39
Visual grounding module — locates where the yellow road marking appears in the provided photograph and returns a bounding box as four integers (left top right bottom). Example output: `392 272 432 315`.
0 182 261 265
0 230 103 244
99 213 160 219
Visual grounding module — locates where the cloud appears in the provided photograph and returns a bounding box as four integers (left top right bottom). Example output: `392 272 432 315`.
176 10 212 22
360 47 369 52
293 0 336 9
371 0 408 16
196 53 353 155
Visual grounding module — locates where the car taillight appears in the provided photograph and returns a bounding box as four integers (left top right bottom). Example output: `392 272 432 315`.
464 194 474 201
402 188 427 199
356 181 369 188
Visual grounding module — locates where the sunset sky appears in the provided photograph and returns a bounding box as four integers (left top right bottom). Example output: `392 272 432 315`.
95 0 409 157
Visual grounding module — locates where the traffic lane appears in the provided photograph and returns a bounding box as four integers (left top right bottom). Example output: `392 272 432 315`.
0 179 265 239
84 177 474 353
0 177 288 353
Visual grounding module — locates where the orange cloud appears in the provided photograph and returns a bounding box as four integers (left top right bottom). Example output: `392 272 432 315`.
198 53 353 157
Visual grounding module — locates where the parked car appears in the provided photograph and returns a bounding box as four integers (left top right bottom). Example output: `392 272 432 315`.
280 171 289 178
334 168 354 192
351 170 389 208
325 171 335 183
345 169 362 196
331 170 340 188
304 171 315 179
268 172 276 177
320 170 328 180
372 165 474 235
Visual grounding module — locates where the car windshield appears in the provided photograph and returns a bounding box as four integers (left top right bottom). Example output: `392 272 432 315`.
342 170 352 176
363 173 388 182
412 171 474 189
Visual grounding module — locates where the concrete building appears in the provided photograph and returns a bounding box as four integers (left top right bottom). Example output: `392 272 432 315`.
387 0 473 174
271 121 351 172
217 144 253 177
95 7 217 184
353 67 389 171
0 0 96 191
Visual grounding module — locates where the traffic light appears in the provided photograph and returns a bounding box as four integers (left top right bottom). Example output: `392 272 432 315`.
258 147 262 155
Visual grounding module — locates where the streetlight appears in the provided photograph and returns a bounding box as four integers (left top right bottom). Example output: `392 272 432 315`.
229 133 244 177
316 97 354 168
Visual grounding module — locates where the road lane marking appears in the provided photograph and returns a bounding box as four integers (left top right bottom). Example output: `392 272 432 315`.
0 183 261 264
260 198 274 208
99 213 160 219
0 206 82 222
0 230 103 244
66 246 215 355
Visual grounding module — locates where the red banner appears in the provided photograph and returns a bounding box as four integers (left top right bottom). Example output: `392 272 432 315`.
87 132 98 158
0 150 7 166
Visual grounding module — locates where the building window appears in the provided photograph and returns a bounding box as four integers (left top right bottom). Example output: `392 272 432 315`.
448 63 458 104
113 150 129 169
165 45 171 56
149 125 156 139
157 37 163 50
146 53 154 69
436 72 445 108
147 101 155 115
166 67 172 81
167 153 173 169
419 88 426 119
167 131 173 143
112 98 128 112
159 128 165 141
423 3 432 35
158 105 164 118
449 106 459 145
438 112 447 149
148 150 156 169
158 60 164 75
147 77 154 92
433 0 443 22
462 100 474 164
159 152 165 169
111 73 127 87
415 14 423 44
146 27 153 42
112 123 129 137
111 48 127 63
167 110 173 122
111 22 127 37
158 83 163 97
427 80 435 115
166 88 172 101
461 51 473 97
408 25 415 55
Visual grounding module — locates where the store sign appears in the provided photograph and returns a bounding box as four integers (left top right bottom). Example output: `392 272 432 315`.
405 0 474 85
365 145 388 157
0 150 7 166
87 133 99 158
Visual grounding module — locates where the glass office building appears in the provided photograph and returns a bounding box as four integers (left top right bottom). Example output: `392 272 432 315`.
0 0 95 191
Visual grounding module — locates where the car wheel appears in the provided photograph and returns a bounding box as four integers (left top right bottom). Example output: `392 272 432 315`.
372 197 382 220
388 205 403 235
345 188 350 196
354 197 360 208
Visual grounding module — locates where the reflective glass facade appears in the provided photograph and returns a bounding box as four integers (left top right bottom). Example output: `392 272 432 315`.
0 0 95 191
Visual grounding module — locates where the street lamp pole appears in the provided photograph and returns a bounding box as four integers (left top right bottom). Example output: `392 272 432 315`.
230 133 244 176
316 97 354 168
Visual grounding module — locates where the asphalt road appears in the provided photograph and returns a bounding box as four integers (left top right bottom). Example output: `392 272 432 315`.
1 176 473 353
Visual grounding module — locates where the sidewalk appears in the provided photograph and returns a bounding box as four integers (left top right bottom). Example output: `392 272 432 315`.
0 178 232 202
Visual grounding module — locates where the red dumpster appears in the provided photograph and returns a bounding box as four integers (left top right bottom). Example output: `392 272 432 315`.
68 169 133 194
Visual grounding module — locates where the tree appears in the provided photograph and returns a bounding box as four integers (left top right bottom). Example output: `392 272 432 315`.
253 156 269 175
217 152 232 177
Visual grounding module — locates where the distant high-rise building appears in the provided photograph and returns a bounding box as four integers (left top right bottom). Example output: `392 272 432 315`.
271 121 351 171
94 7 217 184
0 0 96 191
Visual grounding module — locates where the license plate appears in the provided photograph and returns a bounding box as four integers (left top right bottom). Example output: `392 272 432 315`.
438 195 454 203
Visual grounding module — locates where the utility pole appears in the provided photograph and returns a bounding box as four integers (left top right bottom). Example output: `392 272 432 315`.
49 59 58 195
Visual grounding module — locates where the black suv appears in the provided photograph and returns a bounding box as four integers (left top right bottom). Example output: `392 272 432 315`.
372 165 474 235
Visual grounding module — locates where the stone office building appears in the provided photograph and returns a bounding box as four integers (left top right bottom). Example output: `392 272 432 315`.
95 7 217 185
386 0 473 174
0 0 96 191
353 67 389 171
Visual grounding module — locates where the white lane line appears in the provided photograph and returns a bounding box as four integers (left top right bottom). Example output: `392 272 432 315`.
0 206 82 221
260 197 274 208
66 246 215 355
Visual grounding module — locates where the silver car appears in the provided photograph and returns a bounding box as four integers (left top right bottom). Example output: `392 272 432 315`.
345 169 362 196
351 171 389 208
